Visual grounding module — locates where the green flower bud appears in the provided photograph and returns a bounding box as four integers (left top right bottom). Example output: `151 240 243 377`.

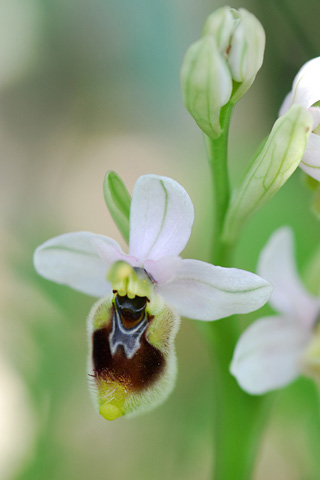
88 262 180 420
222 105 313 243
203 7 266 103
181 36 232 139
181 7 265 138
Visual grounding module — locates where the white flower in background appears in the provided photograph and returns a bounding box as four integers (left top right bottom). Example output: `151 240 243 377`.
231 227 320 394
34 174 272 419
279 57 320 181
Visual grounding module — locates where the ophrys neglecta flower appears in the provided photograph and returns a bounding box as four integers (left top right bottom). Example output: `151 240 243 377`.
34 173 272 419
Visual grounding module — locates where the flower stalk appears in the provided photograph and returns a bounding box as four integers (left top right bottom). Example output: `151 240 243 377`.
201 54 278 477
210 327 270 480
205 106 269 480
206 103 234 266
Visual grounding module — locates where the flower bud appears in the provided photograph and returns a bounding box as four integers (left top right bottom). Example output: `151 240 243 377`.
181 7 265 138
222 105 313 243
181 36 232 139
87 262 180 420
203 7 266 103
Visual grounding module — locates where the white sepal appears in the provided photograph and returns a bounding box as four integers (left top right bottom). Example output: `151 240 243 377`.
258 227 319 328
157 259 272 321
231 315 310 394
33 232 121 297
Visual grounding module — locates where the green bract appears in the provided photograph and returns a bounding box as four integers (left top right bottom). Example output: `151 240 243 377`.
222 105 313 243
103 170 131 244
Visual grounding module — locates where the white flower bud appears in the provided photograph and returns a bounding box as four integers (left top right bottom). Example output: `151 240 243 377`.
181 36 232 139
203 7 266 103
181 7 265 137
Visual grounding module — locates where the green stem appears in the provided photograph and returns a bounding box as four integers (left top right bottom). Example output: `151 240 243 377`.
206 103 233 266
205 102 269 479
208 319 270 480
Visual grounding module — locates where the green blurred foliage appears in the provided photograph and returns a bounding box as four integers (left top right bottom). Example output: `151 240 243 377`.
1 0 320 479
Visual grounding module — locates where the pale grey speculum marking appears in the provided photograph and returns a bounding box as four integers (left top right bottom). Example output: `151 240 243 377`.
109 295 148 359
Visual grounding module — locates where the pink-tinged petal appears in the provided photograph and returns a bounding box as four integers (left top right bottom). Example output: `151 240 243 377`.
157 259 272 321
258 227 319 327
230 316 310 394
300 132 320 181
144 256 182 284
33 232 121 297
129 175 194 262
92 238 140 268
290 57 320 109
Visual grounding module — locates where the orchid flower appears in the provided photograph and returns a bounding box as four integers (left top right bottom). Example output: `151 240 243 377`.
279 57 320 181
231 227 320 394
34 174 272 419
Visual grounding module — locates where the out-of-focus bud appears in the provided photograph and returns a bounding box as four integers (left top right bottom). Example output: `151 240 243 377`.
87 262 180 420
203 7 266 103
181 7 265 138
222 105 313 243
181 36 232 139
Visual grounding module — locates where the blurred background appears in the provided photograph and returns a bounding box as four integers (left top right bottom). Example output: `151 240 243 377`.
1 0 320 478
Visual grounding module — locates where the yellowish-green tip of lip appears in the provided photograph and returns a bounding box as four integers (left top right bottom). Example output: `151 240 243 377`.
99 404 123 421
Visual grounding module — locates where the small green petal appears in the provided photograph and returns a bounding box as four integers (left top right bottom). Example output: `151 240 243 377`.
103 171 131 244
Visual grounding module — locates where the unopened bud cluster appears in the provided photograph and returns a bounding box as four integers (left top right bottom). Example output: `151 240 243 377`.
181 7 265 138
